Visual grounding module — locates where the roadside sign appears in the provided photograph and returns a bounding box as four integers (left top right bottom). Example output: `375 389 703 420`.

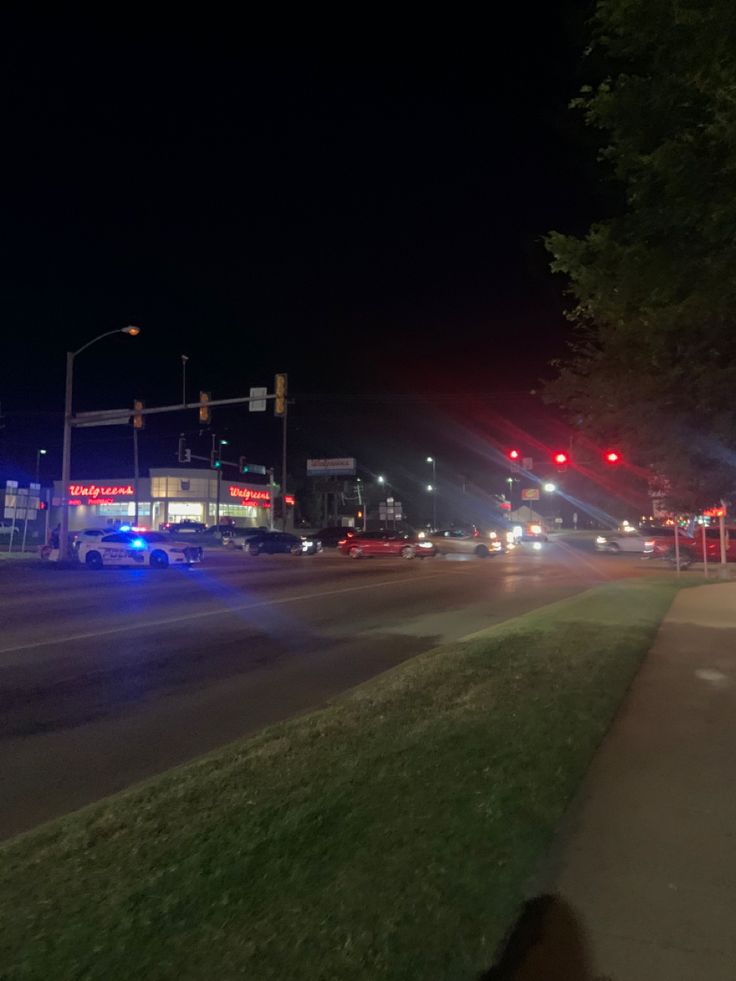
379 500 403 521
522 457 533 470
307 457 357 476
249 387 267 412
521 488 540 501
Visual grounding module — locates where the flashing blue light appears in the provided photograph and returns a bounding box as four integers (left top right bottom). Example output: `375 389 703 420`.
119 524 132 532
131 538 146 549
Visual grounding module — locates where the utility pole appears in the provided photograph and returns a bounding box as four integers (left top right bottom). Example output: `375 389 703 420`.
181 355 188 405
133 426 140 526
281 401 288 531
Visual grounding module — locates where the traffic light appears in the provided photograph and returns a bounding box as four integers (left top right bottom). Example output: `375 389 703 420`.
211 442 222 469
199 391 211 425
553 451 569 471
274 373 287 416
132 399 145 429
507 449 520 461
239 456 250 474
604 450 621 464
177 436 191 463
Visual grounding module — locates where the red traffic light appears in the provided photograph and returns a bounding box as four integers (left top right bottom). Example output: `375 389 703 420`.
604 450 621 464
553 451 569 465
507 449 520 460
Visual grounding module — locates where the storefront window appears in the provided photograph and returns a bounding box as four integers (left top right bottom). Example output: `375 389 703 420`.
98 502 151 517
151 477 213 499
168 502 205 521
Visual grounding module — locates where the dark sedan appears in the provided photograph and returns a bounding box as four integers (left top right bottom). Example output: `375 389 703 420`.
245 531 322 556
315 526 360 548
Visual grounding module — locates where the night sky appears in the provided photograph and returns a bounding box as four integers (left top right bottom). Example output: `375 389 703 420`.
0 12 603 515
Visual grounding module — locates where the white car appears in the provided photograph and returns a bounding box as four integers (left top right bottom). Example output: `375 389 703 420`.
78 531 202 569
595 532 648 553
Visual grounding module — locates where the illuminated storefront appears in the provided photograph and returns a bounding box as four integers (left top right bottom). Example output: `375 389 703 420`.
52 468 288 531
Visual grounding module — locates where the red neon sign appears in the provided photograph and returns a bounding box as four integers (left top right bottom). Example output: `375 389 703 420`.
228 486 271 503
68 497 116 506
68 484 134 498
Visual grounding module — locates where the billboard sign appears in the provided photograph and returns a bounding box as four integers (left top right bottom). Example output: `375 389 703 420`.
306 457 357 476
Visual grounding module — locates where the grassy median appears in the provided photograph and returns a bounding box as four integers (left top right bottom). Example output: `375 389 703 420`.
0 578 684 980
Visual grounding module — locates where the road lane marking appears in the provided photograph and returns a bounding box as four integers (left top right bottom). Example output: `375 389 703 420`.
0 570 466 656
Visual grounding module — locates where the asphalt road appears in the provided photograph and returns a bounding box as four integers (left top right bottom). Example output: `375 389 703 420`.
0 541 660 839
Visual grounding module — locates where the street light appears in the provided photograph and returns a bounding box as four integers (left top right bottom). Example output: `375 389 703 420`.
543 482 557 493
59 326 141 558
425 456 437 527
377 475 386 484
35 448 47 484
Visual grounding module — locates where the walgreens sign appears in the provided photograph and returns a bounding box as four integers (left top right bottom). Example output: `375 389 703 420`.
67 484 134 499
228 486 271 503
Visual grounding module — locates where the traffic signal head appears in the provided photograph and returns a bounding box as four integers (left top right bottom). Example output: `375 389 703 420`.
274 373 287 416
507 449 520 461
553 451 569 469
239 456 250 474
132 399 145 430
199 391 211 425
605 450 621 464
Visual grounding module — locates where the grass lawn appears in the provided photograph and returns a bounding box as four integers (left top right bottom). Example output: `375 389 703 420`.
0 578 686 980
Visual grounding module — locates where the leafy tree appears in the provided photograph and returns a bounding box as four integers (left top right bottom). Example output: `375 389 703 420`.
545 0 736 509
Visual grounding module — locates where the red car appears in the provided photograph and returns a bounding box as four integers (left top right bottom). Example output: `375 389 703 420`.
338 530 436 559
642 525 697 563
681 526 736 562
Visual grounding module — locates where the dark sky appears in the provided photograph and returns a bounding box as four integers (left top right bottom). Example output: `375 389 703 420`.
0 12 601 501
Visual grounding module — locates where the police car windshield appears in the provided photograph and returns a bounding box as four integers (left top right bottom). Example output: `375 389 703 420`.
139 532 168 543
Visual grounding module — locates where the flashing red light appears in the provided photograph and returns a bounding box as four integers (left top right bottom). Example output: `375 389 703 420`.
553 452 569 465
507 449 520 460
605 450 621 463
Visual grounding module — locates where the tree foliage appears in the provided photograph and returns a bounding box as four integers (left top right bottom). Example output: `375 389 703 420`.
546 0 736 508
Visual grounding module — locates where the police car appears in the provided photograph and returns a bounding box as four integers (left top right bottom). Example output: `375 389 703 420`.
77 531 202 569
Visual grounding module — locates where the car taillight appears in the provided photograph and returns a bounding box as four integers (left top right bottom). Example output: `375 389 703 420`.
338 539 347 546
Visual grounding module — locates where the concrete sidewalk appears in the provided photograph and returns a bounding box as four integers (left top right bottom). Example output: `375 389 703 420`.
516 581 736 980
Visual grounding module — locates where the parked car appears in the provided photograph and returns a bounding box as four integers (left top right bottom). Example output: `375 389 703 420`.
160 521 206 535
316 526 360 549
426 527 504 558
245 531 322 556
338 531 436 559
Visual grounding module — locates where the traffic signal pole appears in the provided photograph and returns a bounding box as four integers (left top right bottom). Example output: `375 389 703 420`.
281 401 288 531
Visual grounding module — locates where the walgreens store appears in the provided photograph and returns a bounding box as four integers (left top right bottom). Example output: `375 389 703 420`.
52 468 287 531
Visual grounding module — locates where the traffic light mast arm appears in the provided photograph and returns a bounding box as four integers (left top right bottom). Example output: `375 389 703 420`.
73 392 279 426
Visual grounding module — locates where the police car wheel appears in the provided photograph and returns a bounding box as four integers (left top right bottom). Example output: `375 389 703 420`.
85 551 103 569
150 550 169 568
401 546 415 560
474 544 489 558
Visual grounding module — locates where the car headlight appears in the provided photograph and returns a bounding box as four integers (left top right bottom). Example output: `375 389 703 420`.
532 541 543 551
418 541 434 548
596 536 607 544
489 531 497 539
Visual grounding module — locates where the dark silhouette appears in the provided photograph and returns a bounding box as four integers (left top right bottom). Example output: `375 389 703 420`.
481 894 611 980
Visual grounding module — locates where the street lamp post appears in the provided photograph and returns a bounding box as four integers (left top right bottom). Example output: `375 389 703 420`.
426 456 437 528
59 326 141 559
35 448 47 484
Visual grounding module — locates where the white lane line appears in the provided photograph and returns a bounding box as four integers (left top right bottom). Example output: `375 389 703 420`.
0 570 462 656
